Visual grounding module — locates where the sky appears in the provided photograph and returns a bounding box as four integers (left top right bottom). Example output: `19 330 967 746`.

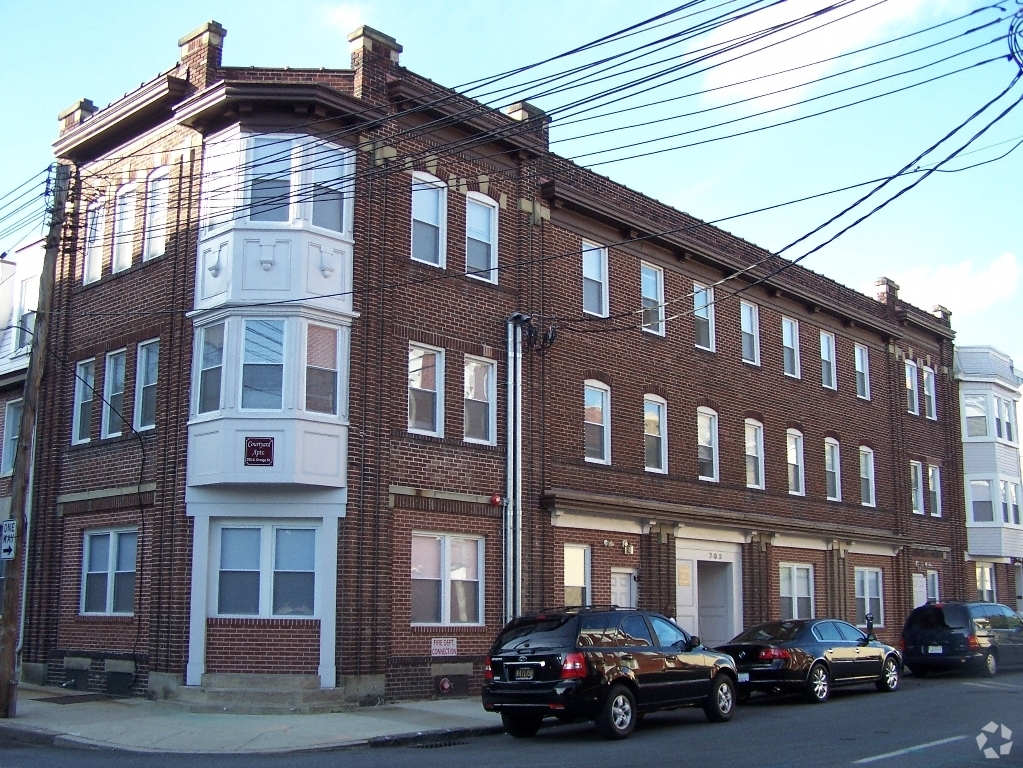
0 0 1020 370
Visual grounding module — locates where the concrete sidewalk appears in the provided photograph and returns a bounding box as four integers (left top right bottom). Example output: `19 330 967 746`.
0 684 504 754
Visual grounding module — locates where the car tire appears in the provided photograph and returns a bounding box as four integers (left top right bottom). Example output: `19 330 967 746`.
805 662 830 704
982 652 998 678
501 712 543 738
875 656 899 692
703 674 736 722
909 666 928 678
596 684 637 740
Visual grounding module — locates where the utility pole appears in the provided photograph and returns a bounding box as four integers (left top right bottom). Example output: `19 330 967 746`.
0 163 71 718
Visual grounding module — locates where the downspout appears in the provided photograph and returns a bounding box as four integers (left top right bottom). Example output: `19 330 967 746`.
514 318 524 619
504 318 515 625
15 434 34 657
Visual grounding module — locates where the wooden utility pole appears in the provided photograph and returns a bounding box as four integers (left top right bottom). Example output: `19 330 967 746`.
0 163 71 718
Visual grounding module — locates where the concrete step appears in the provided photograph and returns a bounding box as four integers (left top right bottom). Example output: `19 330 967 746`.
162 673 352 715
199 673 321 690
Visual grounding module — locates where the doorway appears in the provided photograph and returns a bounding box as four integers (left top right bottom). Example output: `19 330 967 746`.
611 568 638 608
697 561 733 648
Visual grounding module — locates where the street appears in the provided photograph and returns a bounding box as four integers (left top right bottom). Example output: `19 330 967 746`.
1 670 1020 768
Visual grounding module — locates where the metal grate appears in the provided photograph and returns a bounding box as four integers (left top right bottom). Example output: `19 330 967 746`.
414 740 467 749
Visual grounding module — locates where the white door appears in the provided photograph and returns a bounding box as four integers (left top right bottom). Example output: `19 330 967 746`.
912 573 927 608
611 569 637 608
697 561 732 648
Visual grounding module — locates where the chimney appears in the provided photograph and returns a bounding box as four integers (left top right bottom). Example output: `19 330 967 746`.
504 101 550 149
57 99 97 135
932 305 952 325
348 26 402 101
178 21 227 89
874 276 899 304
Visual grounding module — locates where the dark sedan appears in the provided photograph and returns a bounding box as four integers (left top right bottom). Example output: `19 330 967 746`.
716 617 901 703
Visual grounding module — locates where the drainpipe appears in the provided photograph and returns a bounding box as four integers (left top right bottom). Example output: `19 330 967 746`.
504 319 515 625
15 432 35 658
514 317 524 619
505 313 528 623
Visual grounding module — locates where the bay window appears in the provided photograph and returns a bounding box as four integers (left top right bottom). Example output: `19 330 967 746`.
198 324 225 414
241 320 285 410
305 324 339 415
248 137 293 222
963 393 988 437
971 480 994 522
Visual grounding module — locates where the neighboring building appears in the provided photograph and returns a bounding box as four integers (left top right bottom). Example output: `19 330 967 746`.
21 21 970 703
955 346 1023 610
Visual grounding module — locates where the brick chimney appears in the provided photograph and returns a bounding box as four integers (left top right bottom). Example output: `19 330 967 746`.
932 305 952 325
874 276 899 305
504 101 550 148
178 21 227 89
348 26 402 102
57 99 98 136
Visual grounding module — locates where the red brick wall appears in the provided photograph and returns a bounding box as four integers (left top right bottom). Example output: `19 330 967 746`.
205 619 319 674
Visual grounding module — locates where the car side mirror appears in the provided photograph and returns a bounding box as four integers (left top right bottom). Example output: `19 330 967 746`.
688 635 701 651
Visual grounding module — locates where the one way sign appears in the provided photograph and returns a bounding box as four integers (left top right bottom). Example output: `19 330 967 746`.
1 519 15 560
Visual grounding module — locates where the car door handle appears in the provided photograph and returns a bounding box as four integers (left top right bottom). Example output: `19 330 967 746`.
621 654 635 661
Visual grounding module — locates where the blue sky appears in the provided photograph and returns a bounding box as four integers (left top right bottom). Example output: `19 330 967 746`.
1 0 1020 368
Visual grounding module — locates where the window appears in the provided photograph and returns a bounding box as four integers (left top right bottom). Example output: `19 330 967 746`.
584 381 610 463
134 340 159 431
922 367 936 420
411 173 445 267
464 357 495 444
644 395 667 473
81 529 137 615
854 344 870 399
739 301 759 364
310 144 348 233
928 465 941 517
1000 481 1012 524
16 276 39 351
242 320 285 410
83 200 105 284
465 195 497 282
72 360 95 444
926 570 939 603
640 263 664 335
693 283 715 350
971 480 994 522
786 429 804 495
697 408 718 481
305 325 339 415
2 400 23 475
782 318 800 377
964 393 988 437
197 324 225 414
744 419 764 489
112 185 136 273
1010 484 1021 525
905 360 919 415
216 524 316 617
201 134 238 232
564 544 591 606
976 563 995 602
144 169 169 260
825 438 841 501
859 447 875 507
411 534 482 624
582 242 608 317
408 344 444 435
102 350 126 438
248 137 293 222
780 564 813 620
995 396 1017 442
910 461 924 515
820 331 836 389
855 567 883 627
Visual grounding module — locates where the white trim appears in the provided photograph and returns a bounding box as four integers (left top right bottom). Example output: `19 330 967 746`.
464 191 498 283
195 321 226 416
1 399 23 476
583 379 611 464
133 338 160 431
779 562 815 620
72 359 96 445
905 359 919 415
245 134 298 225
80 527 138 616
854 566 884 628
961 390 991 440
859 446 876 507
239 318 286 412
186 514 210 685
302 321 342 417
739 300 760 365
410 531 485 627
697 407 718 482
101 348 127 439
922 366 937 420
820 330 837 390
408 342 445 437
143 167 170 261
744 418 765 489
463 354 497 446
825 438 842 502
112 183 137 274
643 394 668 473
854 343 871 400
782 317 801 378
910 460 925 515
693 282 715 351
581 241 609 318
928 464 942 518
563 543 592 607
786 428 805 496
640 262 665 336
83 199 106 285
411 171 447 269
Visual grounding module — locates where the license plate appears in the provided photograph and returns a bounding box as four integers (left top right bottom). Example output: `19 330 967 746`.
515 667 534 680
928 645 943 654
737 672 750 683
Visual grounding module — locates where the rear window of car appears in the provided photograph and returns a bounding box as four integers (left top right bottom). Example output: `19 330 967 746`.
493 615 578 652
906 604 969 630
733 621 805 642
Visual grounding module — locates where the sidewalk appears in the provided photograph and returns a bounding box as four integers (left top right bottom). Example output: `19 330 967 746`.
0 684 505 754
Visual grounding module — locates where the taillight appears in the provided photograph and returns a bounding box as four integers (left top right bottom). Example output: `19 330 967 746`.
561 651 588 679
483 656 494 681
967 634 980 650
898 638 906 652
757 647 791 661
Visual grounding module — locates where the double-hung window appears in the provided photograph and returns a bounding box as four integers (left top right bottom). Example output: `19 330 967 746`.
859 447 875 507
82 528 137 615
216 524 316 617
780 564 813 620
693 283 715 350
995 396 1017 442
739 301 760 364
905 360 919 415
744 419 764 489
16 276 39 351
564 544 591 607
197 324 225 414
411 173 445 267
2 400 23 475
825 438 841 501
408 344 444 435
411 534 482 624
582 242 608 317
305 325 339 415
102 350 126 438
926 571 939 603
1009 483 1021 524
928 465 941 517
971 480 994 522
643 395 667 473
144 169 169 260
72 360 95 444
855 567 883 627
964 393 988 437
112 185 136 273
782 318 800 377
134 340 159 431
466 195 497 282
786 429 804 495
241 320 285 410
910 461 925 514
83 200 105 284
584 381 610 463
976 564 995 602
640 263 664 335
820 331 836 389
310 143 347 233
697 408 718 481
923 367 936 420
248 137 293 222
464 357 496 444
854 344 870 399
1000 481 1012 524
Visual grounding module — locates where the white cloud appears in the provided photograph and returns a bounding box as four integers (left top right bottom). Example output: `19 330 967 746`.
321 3 368 37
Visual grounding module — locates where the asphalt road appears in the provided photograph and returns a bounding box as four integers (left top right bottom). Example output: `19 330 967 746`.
2 670 1021 768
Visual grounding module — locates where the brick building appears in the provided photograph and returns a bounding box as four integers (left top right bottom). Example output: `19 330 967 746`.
21 21 972 703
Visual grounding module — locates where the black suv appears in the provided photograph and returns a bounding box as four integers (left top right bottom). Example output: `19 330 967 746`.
481 608 739 740
901 602 1023 677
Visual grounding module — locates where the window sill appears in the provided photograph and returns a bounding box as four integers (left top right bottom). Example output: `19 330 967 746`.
75 614 135 622
698 476 719 483
783 372 800 380
641 328 665 338
644 467 667 474
741 359 760 367
694 344 716 354
410 256 446 270
584 457 611 466
826 497 842 503
857 395 872 402
746 485 765 492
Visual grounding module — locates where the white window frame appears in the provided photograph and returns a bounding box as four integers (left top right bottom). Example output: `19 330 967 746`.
962 392 989 439
697 407 719 482
779 563 814 620
303 322 341 417
1010 483 1021 525
854 567 884 628
825 438 842 502
640 262 665 336
926 570 939 603
80 527 138 616
782 317 800 378
905 360 919 415
564 543 592 608
976 563 996 602
305 138 355 237
583 380 611 464
786 429 805 496
15 275 39 352
410 171 447 268
463 355 497 446
739 301 760 365
1 399 23 475
910 461 925 515
240 319 286 412
408 343 445 437
969 479 995 524
143 167 170 261
744 418 765 490
643 394 667 474
922 367 936 420
246 135 296 224
133 339 159 431
72 359 96 445
928 465 942 518
83 199 106 285
854 344 870 400
196 323 226 416
859 446 876 507
410 532 485 626
112 183 136 273
994 396 1017 444
101 349 127 439
820 330 837 390
693 283 715 351
465 192 498 283
200 129 240 234
581 241 609 318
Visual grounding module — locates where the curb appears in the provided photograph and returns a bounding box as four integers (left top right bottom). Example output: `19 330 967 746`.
368 724 506 748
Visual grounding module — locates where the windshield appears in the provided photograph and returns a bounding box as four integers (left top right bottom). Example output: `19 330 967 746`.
493 615 578 652
906 604 968 631
730 621 806 643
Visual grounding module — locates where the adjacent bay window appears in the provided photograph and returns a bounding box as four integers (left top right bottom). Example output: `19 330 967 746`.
780 564 813 620
854 344 870 399
1000 481 1012 524
72 360 96 444
643 395 667 473
782 318 800 378
83 200 105 284
564 544 591 607
16 276 38 351
112 184 136 273
693 283 715 350
305 325 339 415
971 479 994 522
411 172 445 267
584 381 610 463
582 242 608 317
640 263 664 335
995 396 1017 442
102 350 126 438
739 301 760 364
144 169 170 260
786 429 804 495
248 137 293 222
408 344 444 435
310 144 348 233
825 438 841 501
964 393 988 437
81 529 137 615
216 523 316 617
820 331 836 389
241 320 285 410
928 465 942 517
855 567 883 627
134 340 159 431
697 408 718 481
464 357 496 444
859 447 875 507
466 195 497 282
905 360 919 415
910 461 924 515
999 481 1020 524
411 534 482 624
2 400 23 475
744 419 764 489
197 324 225 414
923 367 936 420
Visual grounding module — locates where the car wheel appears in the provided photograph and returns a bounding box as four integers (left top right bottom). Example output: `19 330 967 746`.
805 662 830 704
501 712 543 738
596 684 637 740
909 666 928 678
876 656 899 692
703 674 736 722
982 652 998 678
